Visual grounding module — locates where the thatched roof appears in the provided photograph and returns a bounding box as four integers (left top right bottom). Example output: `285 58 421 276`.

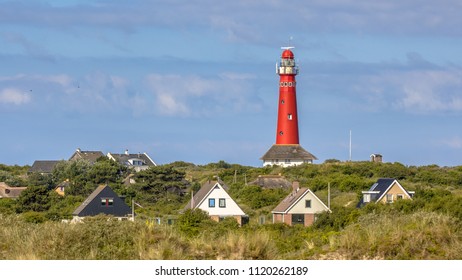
0 182 27 198
260 144 317 161
249 175 292 189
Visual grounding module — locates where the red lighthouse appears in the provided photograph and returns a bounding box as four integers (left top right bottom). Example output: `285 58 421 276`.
261 47 317 167
276 48 299 145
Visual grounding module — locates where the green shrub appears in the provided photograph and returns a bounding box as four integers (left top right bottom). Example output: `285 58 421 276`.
22 211 47 223
176 209 210 237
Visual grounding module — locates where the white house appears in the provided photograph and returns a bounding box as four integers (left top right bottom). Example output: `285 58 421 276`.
184 180 248 226
107 150 156 172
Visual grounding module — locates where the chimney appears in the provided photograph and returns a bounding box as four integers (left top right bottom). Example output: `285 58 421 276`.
125 149 129 155
292 181 300 193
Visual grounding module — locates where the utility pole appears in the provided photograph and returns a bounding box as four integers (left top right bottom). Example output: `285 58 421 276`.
328 182 331 210
132 199 135 221
349 130 352 162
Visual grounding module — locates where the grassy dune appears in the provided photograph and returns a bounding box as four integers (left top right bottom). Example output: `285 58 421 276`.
1 210 460 260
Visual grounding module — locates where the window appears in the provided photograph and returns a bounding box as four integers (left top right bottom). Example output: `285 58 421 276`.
219 198 226 208
208 198 215 208
281 100 285 104
397 194 404 200
291 214 304 225
305 200 312 208
386 194 393 203
279 131 283 135
363 194 370 203
101 198 114 207
285 159 291 163
288 114 292 120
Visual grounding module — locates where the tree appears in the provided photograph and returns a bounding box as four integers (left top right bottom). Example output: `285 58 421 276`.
87 157 128 185
133 166 186 202
27 172 53 189
16 185 54 212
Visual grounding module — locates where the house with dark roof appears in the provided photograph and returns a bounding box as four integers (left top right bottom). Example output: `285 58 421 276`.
249 174 292 189
260 144 317 167
107 150 156 172
272 182 331 226
72 184 132 222
0 182 27 199
69 148 104 164
184 180 248 226
358 178 414 207
28 160 60 174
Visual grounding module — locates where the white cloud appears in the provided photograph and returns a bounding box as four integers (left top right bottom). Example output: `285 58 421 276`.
146 73 262 116
441 137 462 149
391 70 462 113
2 0 462 39
156 94 189 116
345 65 462 114
0 73 72 86
0 88 31 105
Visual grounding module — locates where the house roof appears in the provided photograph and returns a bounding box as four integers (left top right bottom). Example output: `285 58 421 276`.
28 160 60 173
107 152 156 167
0 182 27 198
260 144 317 161
368 178 412 202
72 185 107 215
69 149 104 164
272 187 331 213
249 175 292 189
72 184 131 217
183 180 229 211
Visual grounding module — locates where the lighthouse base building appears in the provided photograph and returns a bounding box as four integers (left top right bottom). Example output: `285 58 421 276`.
261 144 317 167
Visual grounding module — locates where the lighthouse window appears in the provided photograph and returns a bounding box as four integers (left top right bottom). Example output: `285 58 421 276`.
288 82 292 87
288 114 292 120
279 131 283 135
280 82 284 86
281 100 285 104
284 82 288 87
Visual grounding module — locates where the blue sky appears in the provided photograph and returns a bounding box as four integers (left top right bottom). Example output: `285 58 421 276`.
1 0 462 167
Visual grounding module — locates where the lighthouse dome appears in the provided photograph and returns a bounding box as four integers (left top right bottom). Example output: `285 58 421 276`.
281 49 294 59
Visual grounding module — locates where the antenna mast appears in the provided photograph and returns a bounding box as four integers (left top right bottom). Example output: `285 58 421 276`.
349 130 352 161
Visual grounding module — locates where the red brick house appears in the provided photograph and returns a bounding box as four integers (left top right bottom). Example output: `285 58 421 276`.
272 182 331 226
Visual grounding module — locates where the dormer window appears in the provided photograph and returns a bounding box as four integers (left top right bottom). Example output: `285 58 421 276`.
128 159 145 166
101 198 114 207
